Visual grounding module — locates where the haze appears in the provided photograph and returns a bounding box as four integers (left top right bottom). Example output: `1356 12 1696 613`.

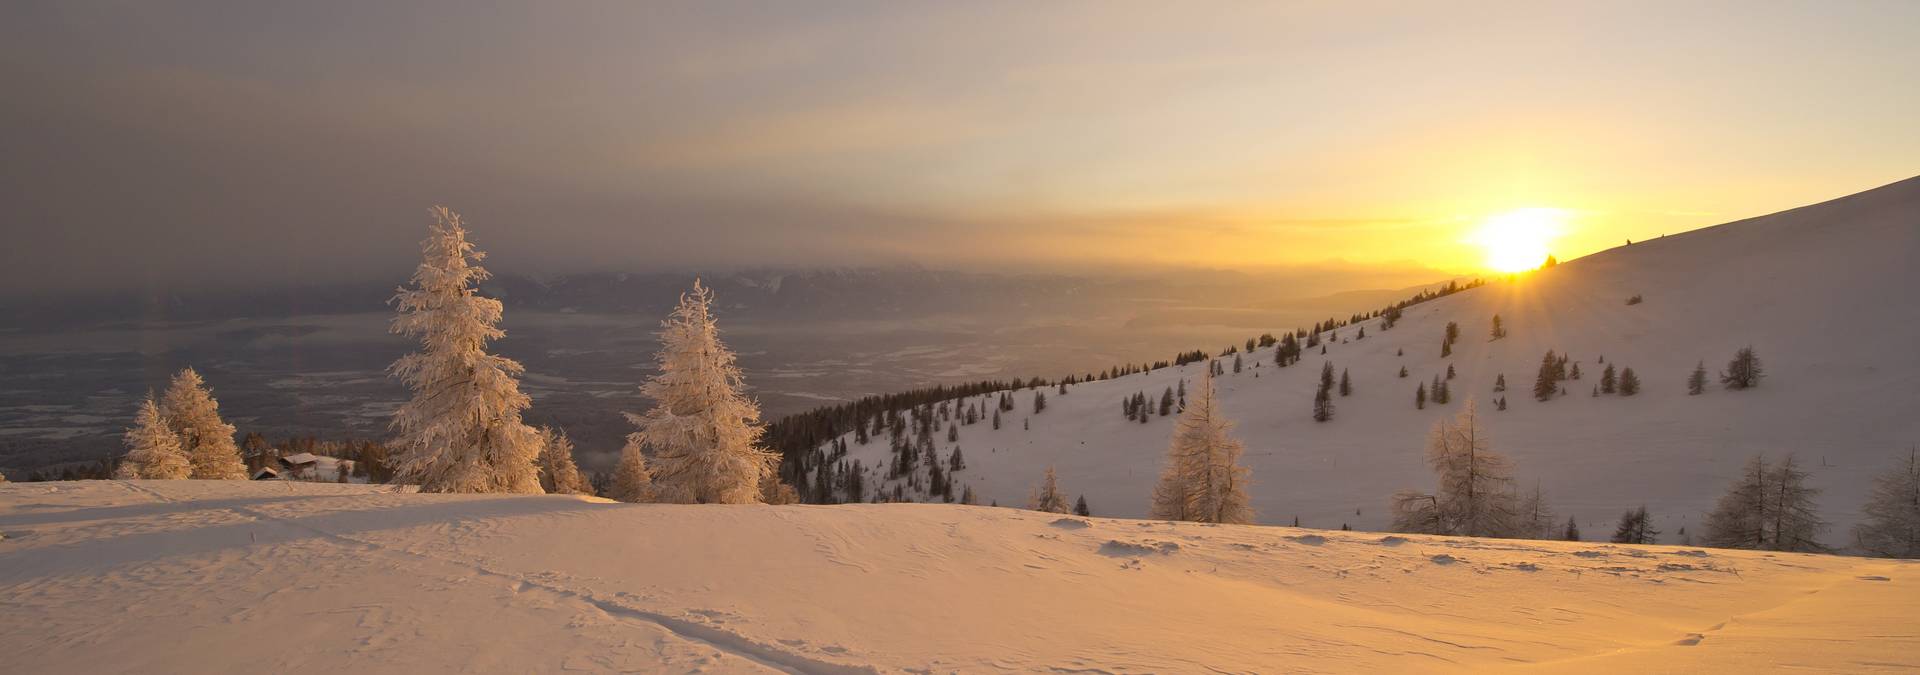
2 1 1916 294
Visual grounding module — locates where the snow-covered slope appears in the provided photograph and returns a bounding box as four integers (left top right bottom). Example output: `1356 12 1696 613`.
830 176 1920 543
3 480 1916 672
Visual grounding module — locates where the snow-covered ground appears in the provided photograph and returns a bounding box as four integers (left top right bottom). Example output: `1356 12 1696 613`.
831 176 1920 545
2 480 1914 672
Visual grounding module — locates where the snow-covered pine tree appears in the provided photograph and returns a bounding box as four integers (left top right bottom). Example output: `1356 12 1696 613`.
536 427 593 495
161 368 247 480
387 207 544 494
117 393 191 480
608 438 655 502
1029 466 1070 513
1854 447 1920 558
1149 368 1254 524
1389 400 1520 537
1721 345 1764 389
627 280 780 504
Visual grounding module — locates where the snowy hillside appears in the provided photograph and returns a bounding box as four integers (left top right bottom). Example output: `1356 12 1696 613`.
824 176 1920 544
3 480 1916 673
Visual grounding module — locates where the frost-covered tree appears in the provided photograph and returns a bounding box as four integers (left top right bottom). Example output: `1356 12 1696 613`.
1610 506 1659 544
1390 401 1520 537
608 438 655 503
117 394 191 480
1854 448 1920 558
387 207 544 494
1029 466 1070 513
1703 454 1829 552
1149 369 1253 524
628 280 778 504
536 427 594 495
161 368 247 480
1721 346 1764 389
1688 361 1709 395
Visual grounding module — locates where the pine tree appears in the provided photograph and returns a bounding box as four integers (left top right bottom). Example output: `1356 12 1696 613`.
536 427 594 495
1339 369 1352 397
1446 364 1456 380
1389 401 1520 537
1029 466 1069 513
1493 374 1506 393
1854 448 1920 558
1159 387 1174 416
1319 361 1335 391
1150 368 1253 524
1564 516 1581 541
1617 367 1641 396
1232 353 1243 374
161 368 247 480
1313 385 1334 422
1033 391 1047 413
1568 363 1582 380
628 280 778 504
959 483 977 505
1399 365 1408 378
1721 346 1764 389
1517 483 1556 539
1599 363 1617 394
116 393 191 480
387 207 544 493
1415 382 1426 409
1688 361 1709 395
1533 351 1560 401
1073 494 1092 517
1610 506 1659 544
949 446 966 471
608 437 655 503
1489 314 1505 340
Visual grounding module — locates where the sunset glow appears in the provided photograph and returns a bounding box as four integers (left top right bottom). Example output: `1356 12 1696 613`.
1470 208 1567 273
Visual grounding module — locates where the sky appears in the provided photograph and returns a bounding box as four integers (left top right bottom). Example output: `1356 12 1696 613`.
1 1 1916 294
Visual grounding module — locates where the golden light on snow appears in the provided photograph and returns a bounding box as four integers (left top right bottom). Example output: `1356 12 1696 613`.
1470 208 1567 273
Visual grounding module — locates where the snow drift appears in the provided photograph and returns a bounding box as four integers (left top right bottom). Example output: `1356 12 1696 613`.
2 481 1915 672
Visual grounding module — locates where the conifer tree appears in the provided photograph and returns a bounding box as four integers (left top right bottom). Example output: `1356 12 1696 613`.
1721 346 1764 389
1618 367 1641 396
1493 373 1506 392
1399 365 1408 378
1415 382 1426 409
1610 506 1659 544
1033 391 1047 414
1073 494 1092 517
1533 351 1560 401
1339 369 1352 397
1389 401 1520 537
1029 466 1070 513
536 427 594 495
162 368 247 480
1564 516 1581 541
1150 369 1253 524
1313 385 1334 422
959 483 977 505
116 393 191 480
1688 361 1709 395
1854 447 1920 558
1703 454 1828 552
1599 363 1617 394
628 280 778 504
387 207 543 493
1446 364 1456 380
609 436 655 503
1489 314 1505 340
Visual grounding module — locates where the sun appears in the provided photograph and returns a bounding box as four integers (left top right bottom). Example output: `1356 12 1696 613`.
1470 207 1567 273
